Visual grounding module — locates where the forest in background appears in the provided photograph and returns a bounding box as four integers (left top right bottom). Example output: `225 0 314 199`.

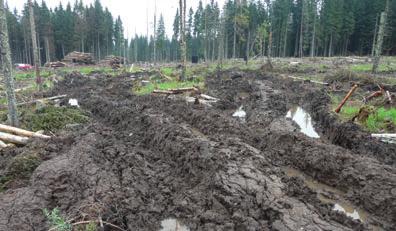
4 0 396 65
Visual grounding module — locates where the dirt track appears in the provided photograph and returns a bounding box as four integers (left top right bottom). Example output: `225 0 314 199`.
0 70 395 230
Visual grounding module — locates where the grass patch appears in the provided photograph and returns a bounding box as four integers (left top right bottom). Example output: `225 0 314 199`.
15 70 52 80
161 67 175 76
134 79 205 95
350 63 396 72
336 105 396 132
20 106 89 132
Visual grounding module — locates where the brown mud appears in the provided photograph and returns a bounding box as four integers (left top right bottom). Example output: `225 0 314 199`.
0 70 395 230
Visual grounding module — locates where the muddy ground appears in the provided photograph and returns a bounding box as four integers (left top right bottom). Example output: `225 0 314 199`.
0 69 395 230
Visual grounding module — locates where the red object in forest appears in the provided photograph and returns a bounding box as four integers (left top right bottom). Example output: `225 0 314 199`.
15 63 33 71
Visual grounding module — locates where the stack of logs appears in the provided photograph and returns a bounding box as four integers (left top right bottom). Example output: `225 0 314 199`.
63 51 95 65
45 61 67 68
100 56 125 69
0 124 50 147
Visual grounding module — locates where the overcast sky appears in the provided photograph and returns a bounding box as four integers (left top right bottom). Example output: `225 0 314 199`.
7 0 226 38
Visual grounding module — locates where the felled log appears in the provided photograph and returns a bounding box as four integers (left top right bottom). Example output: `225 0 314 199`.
153 87 199 95
0 140 7 148
282 75 329 85
199 94 219 101
63 51 95 65
0 124 50 139
153 90 174 94
45 61 67 68
386 91 392 103
0 132 29 145
17 94 67 107
335 84 358 113
372 134 396 138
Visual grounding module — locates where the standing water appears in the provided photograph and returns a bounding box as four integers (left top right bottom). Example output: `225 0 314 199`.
160 218 190 231
286 106 320 138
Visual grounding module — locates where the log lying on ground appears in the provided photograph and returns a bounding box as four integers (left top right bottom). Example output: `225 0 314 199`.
45 61 67 68
0 124 50 139
364 85 385 103
281 75 329 85
0 140 7 148
17 94 67 107
335 84 359 113
153 87 199 95
63 51 95 65
372 134 396 138
200 94 219 101
0 132 29 145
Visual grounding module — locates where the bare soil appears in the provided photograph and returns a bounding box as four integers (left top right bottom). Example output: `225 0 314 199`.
0 70 395 230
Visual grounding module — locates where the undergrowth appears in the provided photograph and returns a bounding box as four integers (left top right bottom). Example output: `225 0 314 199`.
44 208 72 231
20 106 89 132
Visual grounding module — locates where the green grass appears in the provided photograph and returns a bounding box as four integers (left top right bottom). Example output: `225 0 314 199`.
350 63 396 72
337 105 396 132
134 79 205 95
161 67 175 76
15 70 52 80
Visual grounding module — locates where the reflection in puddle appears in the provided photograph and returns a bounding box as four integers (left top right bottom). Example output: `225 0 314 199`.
233 106 246 122
286 107 320 138
284 167 368 222
160 218 190 231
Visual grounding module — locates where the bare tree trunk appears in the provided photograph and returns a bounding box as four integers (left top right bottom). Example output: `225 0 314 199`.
0 0 19 126
179 0 187 81
299 0 304 58
371 14 379 57
267 31 273 67
232 2 237 59
153 0 157 64
372 11 387 73
310 7 317 58
28 0 42 91
245 30 250 65
45 36 50 63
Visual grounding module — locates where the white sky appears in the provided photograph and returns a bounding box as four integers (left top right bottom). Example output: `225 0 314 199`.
7 0 226 38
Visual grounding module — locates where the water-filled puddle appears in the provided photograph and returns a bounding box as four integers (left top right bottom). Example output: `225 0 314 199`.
160 218 190 231
284 167 368 222
233 106 246 122
286 106 320 138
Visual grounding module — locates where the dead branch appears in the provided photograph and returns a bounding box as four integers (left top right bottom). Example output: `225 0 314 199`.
335 84 359 113
386 91 392 103
372 134 396 138
153 87 199 95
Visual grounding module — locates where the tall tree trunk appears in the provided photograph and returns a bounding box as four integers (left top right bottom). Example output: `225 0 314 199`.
153 0 157 64
299 0 304 58
179 0 187 81
232 6 237 59
45 36 50 63
267 31 273 67
371 14 379 57
328 33 333 57
310 9 316 58
372 11 387 73
245 30 250 65
0 0 19 126
28 0 42 91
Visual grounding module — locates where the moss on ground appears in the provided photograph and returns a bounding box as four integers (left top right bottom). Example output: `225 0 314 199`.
21 106 89 132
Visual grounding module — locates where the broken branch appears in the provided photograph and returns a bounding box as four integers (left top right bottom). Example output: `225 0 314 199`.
335 84 358 113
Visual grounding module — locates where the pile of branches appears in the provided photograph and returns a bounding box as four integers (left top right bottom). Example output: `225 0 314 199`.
63 51 95 65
